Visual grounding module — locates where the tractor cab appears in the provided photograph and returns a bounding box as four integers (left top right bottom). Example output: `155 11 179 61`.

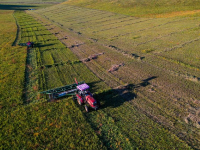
76 83 99 111
77 83 90 95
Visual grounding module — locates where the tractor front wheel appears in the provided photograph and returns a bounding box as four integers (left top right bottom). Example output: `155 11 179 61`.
85 105 89 112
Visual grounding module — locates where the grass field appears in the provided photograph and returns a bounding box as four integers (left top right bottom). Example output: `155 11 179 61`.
30 1 200 149
1 0 200 149
64 0 200 17
0 10 106 149
0 0 65 2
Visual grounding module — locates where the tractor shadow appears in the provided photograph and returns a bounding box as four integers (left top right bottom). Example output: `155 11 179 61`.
93 76 157 109
34 43 56 48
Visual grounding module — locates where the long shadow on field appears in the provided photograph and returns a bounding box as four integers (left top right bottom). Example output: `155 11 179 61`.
94 76 157 109
35 43 56 48
94 86 136 109
0 4 37 10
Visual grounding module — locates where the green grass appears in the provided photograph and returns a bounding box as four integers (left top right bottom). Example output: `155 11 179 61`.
0 0 65 2
1 8 194 149
0 10 105 149
31 3 200 149
1 0 200 148
0 10 26 108
34 4 200 75
64 0 200 17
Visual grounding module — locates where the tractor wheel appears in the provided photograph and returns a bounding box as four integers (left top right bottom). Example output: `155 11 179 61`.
77 97 82 105
85 105 89 112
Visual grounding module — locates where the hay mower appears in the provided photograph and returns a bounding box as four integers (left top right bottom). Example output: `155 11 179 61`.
41 79 100 112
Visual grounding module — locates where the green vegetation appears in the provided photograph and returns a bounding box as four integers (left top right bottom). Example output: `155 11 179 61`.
1 0 200 149
64 0 200 17
0 10 26 109
1 7 193 149
31 2 200 149
0 0 65 2
0 10 104 149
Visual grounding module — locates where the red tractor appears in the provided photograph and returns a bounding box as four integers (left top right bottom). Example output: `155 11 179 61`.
41 79 100 112
75 83 100 112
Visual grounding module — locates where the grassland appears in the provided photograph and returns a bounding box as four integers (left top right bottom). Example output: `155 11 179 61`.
1 5 193 150
0 0 65 2
0 9 104 149
64 0 200 17
18 10 193 149
1 0 200 149
0 9 28 109
29 1 200 149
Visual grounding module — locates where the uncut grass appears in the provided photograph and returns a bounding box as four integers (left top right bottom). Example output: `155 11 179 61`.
1 99 104 149
0 10 26 108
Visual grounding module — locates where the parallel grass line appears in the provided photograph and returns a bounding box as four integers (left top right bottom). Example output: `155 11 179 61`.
110 18 187 39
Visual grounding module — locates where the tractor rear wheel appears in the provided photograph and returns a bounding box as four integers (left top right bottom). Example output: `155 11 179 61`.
85 105 89 112
77 97 82 105
76 96 82 105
